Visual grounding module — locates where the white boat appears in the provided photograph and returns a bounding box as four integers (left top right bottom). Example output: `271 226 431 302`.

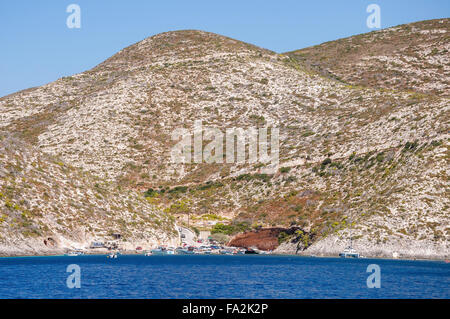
339 239 360 258
150 246 176 255
150 247 166 255
66 250 84 256
66 252 80 256
175 247 195 255
107 251 118 258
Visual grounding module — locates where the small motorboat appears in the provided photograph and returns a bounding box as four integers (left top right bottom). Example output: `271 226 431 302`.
66 252 79 257
175 247 195 255
66 249 84 256
151 246 170 255
197 246 212 255
339 239 360 258
107 251 118 259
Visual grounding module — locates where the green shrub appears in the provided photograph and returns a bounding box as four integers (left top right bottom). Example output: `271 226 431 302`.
211 222 250 235
236 173 272 183
376 152 385 162
280 167 291 173
349 152 356 160
144 188 159 197
209 233 230 244
168 186 188 194
278 231 290 244
192 227 200 236
197 181 224 191
285 176 297 183
403 141 419 152
211 223 235 235
321 158 332 166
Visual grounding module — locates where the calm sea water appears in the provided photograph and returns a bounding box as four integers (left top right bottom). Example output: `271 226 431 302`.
0 255 448 299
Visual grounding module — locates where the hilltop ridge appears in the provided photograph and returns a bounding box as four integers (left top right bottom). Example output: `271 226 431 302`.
286 18 450 96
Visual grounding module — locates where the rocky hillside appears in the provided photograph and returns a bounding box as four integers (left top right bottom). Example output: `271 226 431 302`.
0 20 448 258
0 133 177 256
286 18 449 96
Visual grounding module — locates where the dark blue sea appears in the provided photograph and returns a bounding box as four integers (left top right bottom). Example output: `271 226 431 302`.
0 255 448 299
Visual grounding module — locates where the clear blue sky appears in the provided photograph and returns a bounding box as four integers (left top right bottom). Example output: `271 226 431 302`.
0 0 448 97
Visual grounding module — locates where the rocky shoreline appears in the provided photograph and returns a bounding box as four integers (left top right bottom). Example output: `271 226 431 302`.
0 234 179 258
225 227 449 261
1 227 448 261
274 235 450 261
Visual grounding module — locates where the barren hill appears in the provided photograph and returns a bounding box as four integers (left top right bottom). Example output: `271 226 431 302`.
0 23 448 258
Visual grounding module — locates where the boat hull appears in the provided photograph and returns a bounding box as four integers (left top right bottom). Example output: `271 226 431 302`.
339 253 360 258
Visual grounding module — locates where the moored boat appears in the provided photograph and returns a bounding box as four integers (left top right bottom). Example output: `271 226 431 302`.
150 247 167 255
339 239 360 258
176 246 195 255
107 251 118 259
244 248 258 254
150 246 177 255
66 251 80 257
66 249 84 256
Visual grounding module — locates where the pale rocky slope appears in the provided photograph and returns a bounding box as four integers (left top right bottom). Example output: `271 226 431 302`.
0 21 448 258
0 133 177 256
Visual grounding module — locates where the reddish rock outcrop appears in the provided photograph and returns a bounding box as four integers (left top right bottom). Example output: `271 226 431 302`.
228 227 299 251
